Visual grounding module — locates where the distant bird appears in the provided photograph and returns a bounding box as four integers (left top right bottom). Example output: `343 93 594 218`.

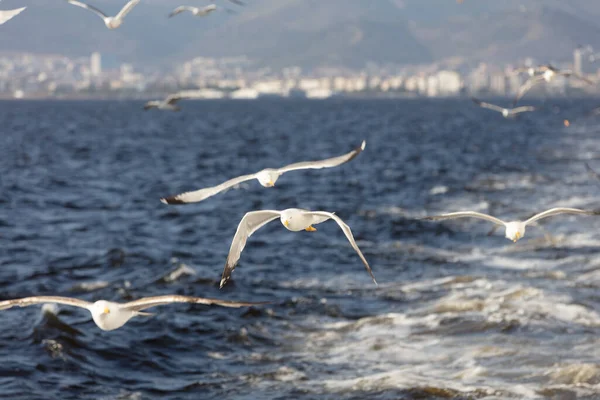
161 141 366 204
0 295 267 331
471 98 536 118
0 6 25 25
143 92 191 111
513 65 594 105
169 5 217 18
220 208 377 288
66 0 140 29
421 208 600 243
585 162 600 181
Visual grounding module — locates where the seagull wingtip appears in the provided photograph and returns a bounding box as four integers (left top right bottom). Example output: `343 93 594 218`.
360 140 366 150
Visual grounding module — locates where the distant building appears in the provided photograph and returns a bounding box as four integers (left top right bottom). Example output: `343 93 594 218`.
90 52 102 77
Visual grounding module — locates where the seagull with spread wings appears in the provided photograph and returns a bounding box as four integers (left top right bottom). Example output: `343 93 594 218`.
513 65 594 106
143 92 197 111
0 3 26 25
471 98 536 118
220 208 376 288
161 141 366 204
421 208 600 242
169 5 217 18
65 0 140 29
0 295 267 331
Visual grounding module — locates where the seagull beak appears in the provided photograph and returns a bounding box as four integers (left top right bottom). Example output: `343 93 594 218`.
268 181 275 187
284 220 290 228
513 232 521 242
103 307 110 314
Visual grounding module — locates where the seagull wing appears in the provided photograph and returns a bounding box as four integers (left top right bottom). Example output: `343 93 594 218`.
0 7 26 25
115 0 140 20
568 72 594 85
510 106 536 114
0 296 92 311
165 93 186 104
122 295 269 312
276 141 365 174
220 210 282 288
471 98 505 113
513 76 544 106
168 6 195 17
310 211 377 284
66 0 108 19
421 211 506 226
524 208 600 225
585 163 600 181
160 173 257 204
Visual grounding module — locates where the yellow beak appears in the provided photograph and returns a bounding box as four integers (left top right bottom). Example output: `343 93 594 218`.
268 181 275 187
284 220 289 228
513 232 521 242
104 307 110 314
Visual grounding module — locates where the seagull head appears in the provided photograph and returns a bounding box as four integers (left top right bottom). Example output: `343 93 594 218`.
280 209 303 231
257 169 279 187
90 300 132 331
505 222 526 243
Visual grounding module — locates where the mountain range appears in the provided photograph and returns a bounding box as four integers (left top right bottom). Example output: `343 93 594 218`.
2 0 600 70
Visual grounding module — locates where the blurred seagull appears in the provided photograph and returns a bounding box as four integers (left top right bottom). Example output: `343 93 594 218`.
421 208 600 242
471 98 536 118
144 92 191 111
220 208 376 288
169 5 217 18
161 141 366 204
0 5 25 25
513 65 594 105
0 295 266 331
66 0 140 29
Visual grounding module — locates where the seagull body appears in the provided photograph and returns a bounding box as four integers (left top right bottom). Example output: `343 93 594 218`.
169 5 217 18
421 208 600 242
161 141 366 204
513 65 594 105
220 208 376 288
471 98 536 118
66 0 140 29
0 295 265 331
0 6 26 25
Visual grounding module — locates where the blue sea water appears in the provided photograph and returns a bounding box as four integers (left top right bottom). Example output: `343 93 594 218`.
1 98 600 399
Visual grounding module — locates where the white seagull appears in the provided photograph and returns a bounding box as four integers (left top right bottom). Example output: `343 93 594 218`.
0 5 26 25
66 0 140 29
513 65 594 105
169 5 217 18
471 98 536 118
143 92 192 111
220 208 376 288
0 295 266 331
161 141 366 204
421 208 600 242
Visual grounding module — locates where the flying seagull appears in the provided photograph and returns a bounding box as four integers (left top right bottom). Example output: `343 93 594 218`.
220 208 376 288
513 65 594 105
66 0 140 29
420 208 600 242
471 98 536 118
143 92 193 111
0 295 267 331
0 5 26 25
161 141 366 204
169 5 217 18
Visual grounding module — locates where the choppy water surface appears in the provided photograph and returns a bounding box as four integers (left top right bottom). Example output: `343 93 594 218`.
1 99 600 399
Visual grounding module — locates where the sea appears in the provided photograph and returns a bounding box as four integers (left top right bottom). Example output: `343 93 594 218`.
1 98 600 399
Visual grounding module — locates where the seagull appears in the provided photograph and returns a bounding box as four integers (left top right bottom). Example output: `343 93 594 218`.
471 98 536 118
421 208 600 242
66 0 140 29
513 65 594 105
220 208 376 288
0 295 267 331
143 92 191 111
169 5 217 18
0 5 25 25
161 141 366 204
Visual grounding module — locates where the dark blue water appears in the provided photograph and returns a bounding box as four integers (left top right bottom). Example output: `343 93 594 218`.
2 99 600 399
